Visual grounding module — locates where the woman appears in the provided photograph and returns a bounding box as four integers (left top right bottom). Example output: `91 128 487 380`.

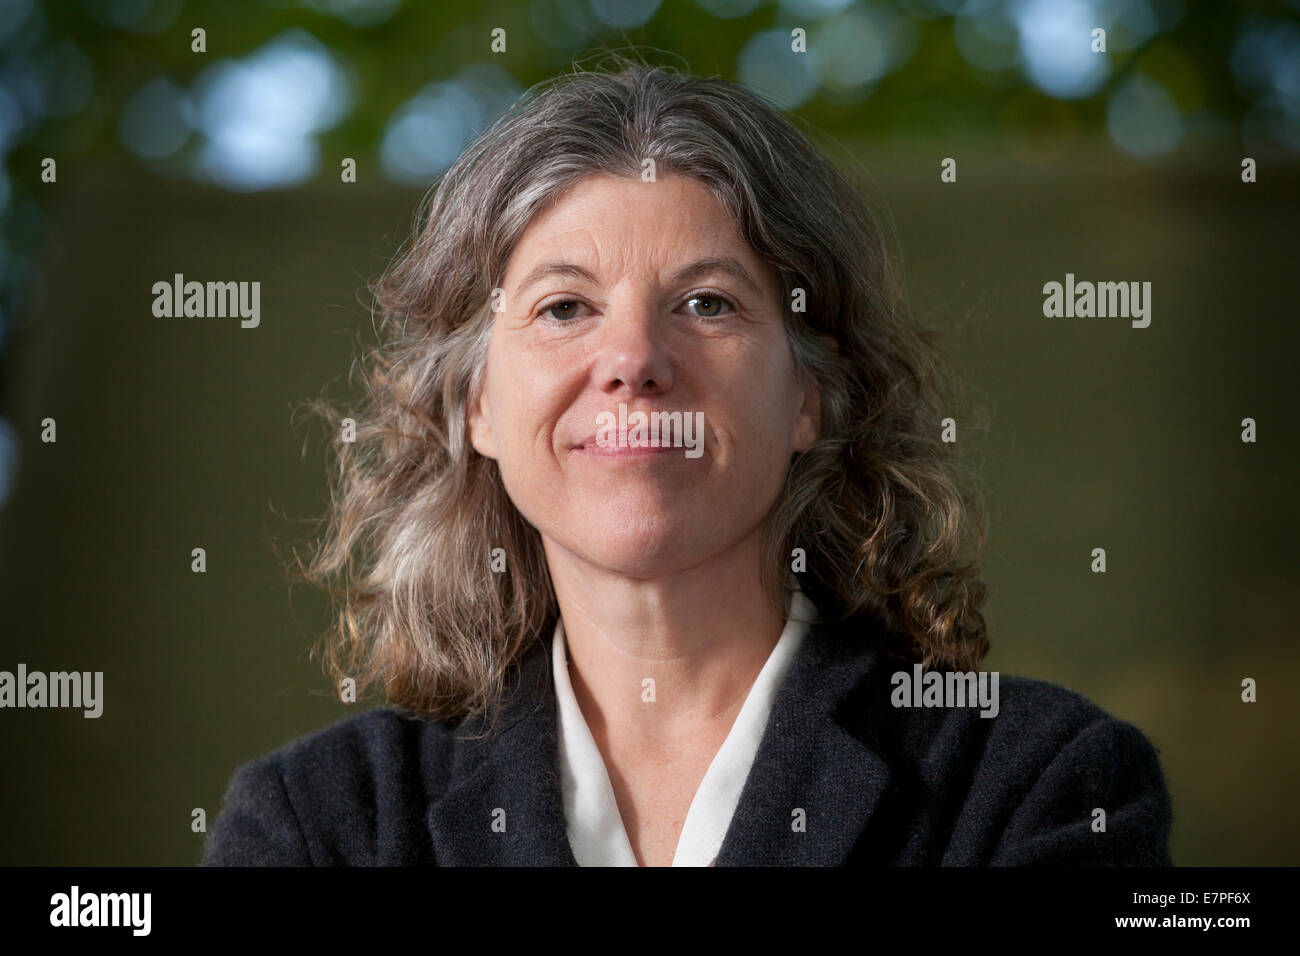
202 55 1172 867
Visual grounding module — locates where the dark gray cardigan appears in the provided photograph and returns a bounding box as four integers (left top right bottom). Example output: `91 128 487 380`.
201 613 1173 866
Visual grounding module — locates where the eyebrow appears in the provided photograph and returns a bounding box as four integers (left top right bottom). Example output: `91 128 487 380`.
514 256 765 297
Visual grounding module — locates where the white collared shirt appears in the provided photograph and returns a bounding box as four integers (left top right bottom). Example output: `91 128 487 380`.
551 589 817 866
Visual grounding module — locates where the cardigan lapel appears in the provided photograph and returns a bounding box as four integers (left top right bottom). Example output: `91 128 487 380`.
426 635 579 866
714 614 894 865
427 609 894 867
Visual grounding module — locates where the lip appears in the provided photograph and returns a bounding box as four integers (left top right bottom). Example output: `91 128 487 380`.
571 438 682 457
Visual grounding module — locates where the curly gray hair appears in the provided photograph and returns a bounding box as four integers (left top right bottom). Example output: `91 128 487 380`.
293 51 990 725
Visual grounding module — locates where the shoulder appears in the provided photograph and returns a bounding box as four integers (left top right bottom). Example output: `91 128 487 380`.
976 671 1142 759
966 673 1169 804
267 706 456 781
201 708 460 866
983 675 1173 864
853 662 1173 864
956 673 1165 788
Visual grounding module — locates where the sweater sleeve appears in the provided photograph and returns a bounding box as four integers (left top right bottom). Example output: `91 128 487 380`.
200 755 314 866
989 716 1173 866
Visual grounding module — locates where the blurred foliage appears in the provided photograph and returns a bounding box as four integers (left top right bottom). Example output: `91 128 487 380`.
1 0 1299 351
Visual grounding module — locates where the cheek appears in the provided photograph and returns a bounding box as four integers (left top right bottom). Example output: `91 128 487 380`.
716 354 800 453
481 346 569 481
484 341 539 438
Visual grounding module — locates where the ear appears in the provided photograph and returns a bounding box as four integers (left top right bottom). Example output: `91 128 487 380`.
792 369 822 453
466 380 498 460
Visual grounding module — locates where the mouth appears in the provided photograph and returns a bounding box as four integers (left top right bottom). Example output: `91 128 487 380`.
571 436 681 456
569 405 707 459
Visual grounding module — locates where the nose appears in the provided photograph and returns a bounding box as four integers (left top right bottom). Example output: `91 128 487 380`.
591 292 674 395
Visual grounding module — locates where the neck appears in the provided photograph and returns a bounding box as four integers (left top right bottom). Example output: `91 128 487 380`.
544 529 787 750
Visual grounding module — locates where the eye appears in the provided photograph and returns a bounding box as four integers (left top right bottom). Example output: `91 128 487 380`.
537 300 584 321
534 292 737 323
684 291 736 320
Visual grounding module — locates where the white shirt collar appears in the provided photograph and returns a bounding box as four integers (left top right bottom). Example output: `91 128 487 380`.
552 589 817 866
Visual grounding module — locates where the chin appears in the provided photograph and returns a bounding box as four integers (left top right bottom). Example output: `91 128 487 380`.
572 522 728 577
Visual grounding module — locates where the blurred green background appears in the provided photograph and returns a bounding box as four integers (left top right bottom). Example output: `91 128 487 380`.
0 0 1297 865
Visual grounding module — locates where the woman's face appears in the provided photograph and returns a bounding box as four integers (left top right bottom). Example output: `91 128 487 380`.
468 172 820 580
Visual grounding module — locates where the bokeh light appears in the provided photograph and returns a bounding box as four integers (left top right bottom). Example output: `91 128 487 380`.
380 63 522 185
189 29 354 191
1011 0 1110 100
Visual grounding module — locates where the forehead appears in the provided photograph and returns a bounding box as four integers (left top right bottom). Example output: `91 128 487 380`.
503 172 773 290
